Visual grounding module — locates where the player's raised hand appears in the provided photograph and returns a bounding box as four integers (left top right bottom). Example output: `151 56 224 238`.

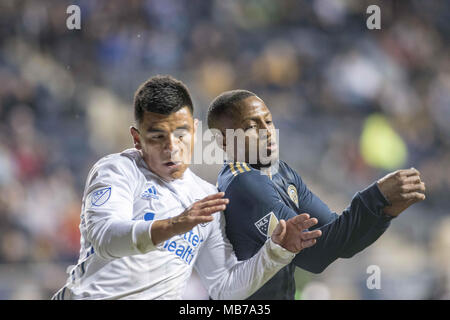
376 168 426 217
151 192 228 245
271 213 322 254
169 192 228 235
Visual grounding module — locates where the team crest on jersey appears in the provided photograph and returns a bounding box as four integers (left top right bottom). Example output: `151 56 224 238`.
288 185 299 207
90 187 111 207
254 212 279 238
141 185 159 200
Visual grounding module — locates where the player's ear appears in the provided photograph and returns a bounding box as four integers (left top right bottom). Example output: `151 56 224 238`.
193 118 199 134
192 118 199 144
130 126 142 150
211 128 226 151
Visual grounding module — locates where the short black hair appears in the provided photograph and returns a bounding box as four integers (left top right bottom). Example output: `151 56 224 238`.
207 89 257 130
134 75 193 124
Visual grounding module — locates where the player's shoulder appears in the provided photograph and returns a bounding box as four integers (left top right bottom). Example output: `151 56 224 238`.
275 160 294 178
91 148 141 179
217 161 266 192
277 159 293 175
84 149 143 196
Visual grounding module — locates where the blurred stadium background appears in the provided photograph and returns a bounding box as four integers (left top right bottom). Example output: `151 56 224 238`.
0 0 449 300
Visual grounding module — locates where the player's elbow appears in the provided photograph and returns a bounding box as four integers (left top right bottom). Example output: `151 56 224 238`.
86 220 116 261
338 246 365 259
308 264 327 274
89 237 116 261
340 251 357 259
300 261 331 274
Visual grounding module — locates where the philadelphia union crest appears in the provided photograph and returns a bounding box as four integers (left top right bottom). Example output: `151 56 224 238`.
287 185 299 207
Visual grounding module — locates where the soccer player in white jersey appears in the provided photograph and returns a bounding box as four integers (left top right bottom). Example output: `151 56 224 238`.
52 75 322 300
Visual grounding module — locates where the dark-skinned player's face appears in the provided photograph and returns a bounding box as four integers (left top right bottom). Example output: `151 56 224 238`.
224 96 278 167
130 107 196 181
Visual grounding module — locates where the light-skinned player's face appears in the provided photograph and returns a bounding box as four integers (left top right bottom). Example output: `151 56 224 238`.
225 96 279 167
131 107 196 181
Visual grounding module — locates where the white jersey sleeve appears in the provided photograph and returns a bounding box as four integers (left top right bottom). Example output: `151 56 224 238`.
194 211 295 300
82 156 156 260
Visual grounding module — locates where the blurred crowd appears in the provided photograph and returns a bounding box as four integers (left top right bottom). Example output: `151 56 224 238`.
0 0 449 299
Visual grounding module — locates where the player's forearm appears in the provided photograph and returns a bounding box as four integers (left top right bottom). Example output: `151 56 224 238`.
209 239 294 300
329 181 390 228
339 214 391 258
293 182 391 273
339 182 393 256
93 218 182 257
149 219 178 245
86 217 156 259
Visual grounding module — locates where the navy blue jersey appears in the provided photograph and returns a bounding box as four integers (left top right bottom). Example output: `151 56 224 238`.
217 160 392 300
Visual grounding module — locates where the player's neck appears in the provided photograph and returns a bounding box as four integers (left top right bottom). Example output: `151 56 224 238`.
260 166 273 180
251 163 273 180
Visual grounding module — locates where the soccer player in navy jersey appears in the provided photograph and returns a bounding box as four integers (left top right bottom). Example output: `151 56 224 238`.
207 90 426 300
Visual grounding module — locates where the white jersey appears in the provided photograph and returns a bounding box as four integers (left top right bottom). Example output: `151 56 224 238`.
52 148 294 300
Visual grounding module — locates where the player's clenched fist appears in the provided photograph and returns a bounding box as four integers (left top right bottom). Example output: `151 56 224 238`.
271 213 322 253
376 168 426 217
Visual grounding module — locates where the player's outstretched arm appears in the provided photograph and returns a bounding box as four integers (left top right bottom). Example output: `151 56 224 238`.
335 168 426 257
293 168 426 271
219 169 396 274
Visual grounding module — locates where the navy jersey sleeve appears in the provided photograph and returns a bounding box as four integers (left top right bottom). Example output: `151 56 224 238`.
293 170 392 260
293 171 338 228
293 182 392 272
221 168 392 274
